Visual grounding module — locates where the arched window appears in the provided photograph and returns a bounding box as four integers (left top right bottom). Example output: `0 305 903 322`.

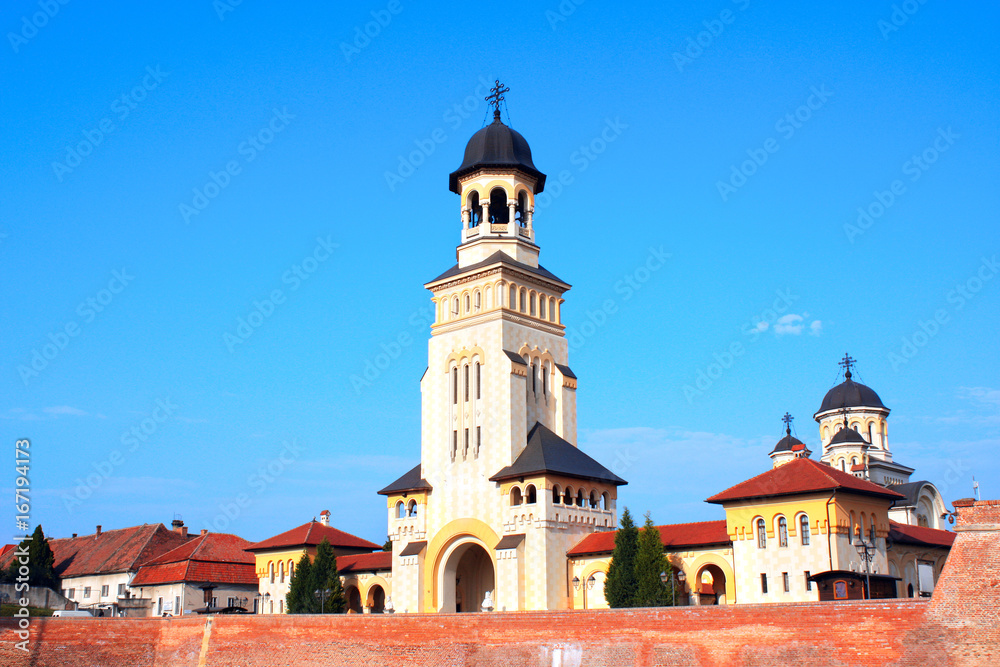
589 491 598 508
452 296 459 316
860 514 867 542
576 489 585 507
526 484 537 504
516 191 527 227
396 501 406 519
289 560 294 578
475 362 481 400
407 500 418 517
542 364 547 396
519 288 526 313
489 187 508 225
468 191 481 228
869 423 876 447
539 295 546 319
869 514 876 542
756 518 767 549
549 297 556 322
511 487 522 506
474 290 481 311
851 457 858 468
840 459 846 472
800 514 810 546
530 362 537 394
279 560 285 584
552 484 561 504
464 365 470 402
452 367 458 405
602 492 610 510
530 292 536 316
907 583 914 598
778 516 788 548
464 294 470 313
269 561 275 584
564 487 573 505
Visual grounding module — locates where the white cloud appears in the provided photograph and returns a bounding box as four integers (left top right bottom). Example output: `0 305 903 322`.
774 314 804 335
809 320 822 335
43 406 89 417
959 386 1000 409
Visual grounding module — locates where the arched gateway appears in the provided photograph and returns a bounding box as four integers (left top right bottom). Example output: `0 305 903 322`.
438 539 495 613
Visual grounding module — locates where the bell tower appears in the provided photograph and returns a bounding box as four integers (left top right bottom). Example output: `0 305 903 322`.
379 83 625 614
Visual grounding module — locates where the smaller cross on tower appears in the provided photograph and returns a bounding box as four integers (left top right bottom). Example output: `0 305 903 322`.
485 80 510 121
782 412 794 436
839 353 857 380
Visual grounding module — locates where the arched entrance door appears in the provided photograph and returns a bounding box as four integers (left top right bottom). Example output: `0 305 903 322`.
345 585 363 614
696 564 727 605
439 540 495 612
366 584 385 613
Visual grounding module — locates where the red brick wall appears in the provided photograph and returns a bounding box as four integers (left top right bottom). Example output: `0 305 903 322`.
2 500 996 667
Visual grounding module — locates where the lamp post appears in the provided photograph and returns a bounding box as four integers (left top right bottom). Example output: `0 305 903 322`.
855 537 877 599
661 569 687 605
315 588 331 614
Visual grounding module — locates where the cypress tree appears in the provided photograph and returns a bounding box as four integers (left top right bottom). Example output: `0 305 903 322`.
286 552 313 613
634 512 671 607
3 525 57 589
604 507 639 608
311 538 345 613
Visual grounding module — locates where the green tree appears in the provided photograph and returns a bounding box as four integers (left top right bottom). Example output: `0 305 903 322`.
634 512 671 607
604 507 639 608
2 525 57 589
311 538 345 614
285 552 313 613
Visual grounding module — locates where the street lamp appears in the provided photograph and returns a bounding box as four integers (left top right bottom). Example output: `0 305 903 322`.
572 576 580 590
315 588 331 614
587 575 596 590
262 592 270 614
660 569 687 605
855 536 877 599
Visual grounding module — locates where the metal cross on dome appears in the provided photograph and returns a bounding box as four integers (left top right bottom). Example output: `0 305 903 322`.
839 353 857 379
486 80 510 117
782 412 794 435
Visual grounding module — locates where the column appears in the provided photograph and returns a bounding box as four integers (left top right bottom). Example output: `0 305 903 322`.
508 200 517 237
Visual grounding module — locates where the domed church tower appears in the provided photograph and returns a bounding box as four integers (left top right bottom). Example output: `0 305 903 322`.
378 83 625 614
814 354 911 485
769 413 812 468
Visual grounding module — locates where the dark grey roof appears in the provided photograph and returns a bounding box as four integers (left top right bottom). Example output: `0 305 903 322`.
494 534 525 550
770 433 806 454
818 378 887 413
490 422 626 486
427 250 568 288
449 118 546 194
504 350 527 365
398 541 426 557
889 481 931 507
377 464 432 495
829 427 868 446
555 363 576 379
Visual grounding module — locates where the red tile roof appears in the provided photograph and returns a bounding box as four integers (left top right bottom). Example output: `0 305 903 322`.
0 524 195 578
705 457 906 504
889 520 956 548
131 533 256 586
246 521 381 553
567 520 730 557
338 551 392 573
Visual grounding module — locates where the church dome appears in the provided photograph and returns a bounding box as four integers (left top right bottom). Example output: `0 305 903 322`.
829 427 868 446
448 115 546 194
770 433 806 455
818 377 886 413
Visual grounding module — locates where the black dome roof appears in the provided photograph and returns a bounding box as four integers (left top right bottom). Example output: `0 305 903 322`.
818 378 886 414
448 116 546 194
829 427 868 446
770 433 806 455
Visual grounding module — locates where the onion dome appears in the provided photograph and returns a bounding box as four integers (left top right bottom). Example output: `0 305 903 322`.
829 426 868 446
818 359 886 413
448 112 546 194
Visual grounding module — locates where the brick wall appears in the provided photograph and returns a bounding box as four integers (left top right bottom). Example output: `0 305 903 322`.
2 500 997 667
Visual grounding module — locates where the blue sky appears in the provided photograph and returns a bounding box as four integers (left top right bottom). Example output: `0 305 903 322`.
2 1 998 545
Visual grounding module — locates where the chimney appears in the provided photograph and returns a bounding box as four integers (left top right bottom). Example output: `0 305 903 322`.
200 529 208 536
319 510 331 527
96 525 102 536
72 533 77 538
171 519 188 538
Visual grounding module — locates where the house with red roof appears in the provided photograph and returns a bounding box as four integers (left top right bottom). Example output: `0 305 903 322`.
0 521 195 616
130 531 257 616
245 510 385 614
